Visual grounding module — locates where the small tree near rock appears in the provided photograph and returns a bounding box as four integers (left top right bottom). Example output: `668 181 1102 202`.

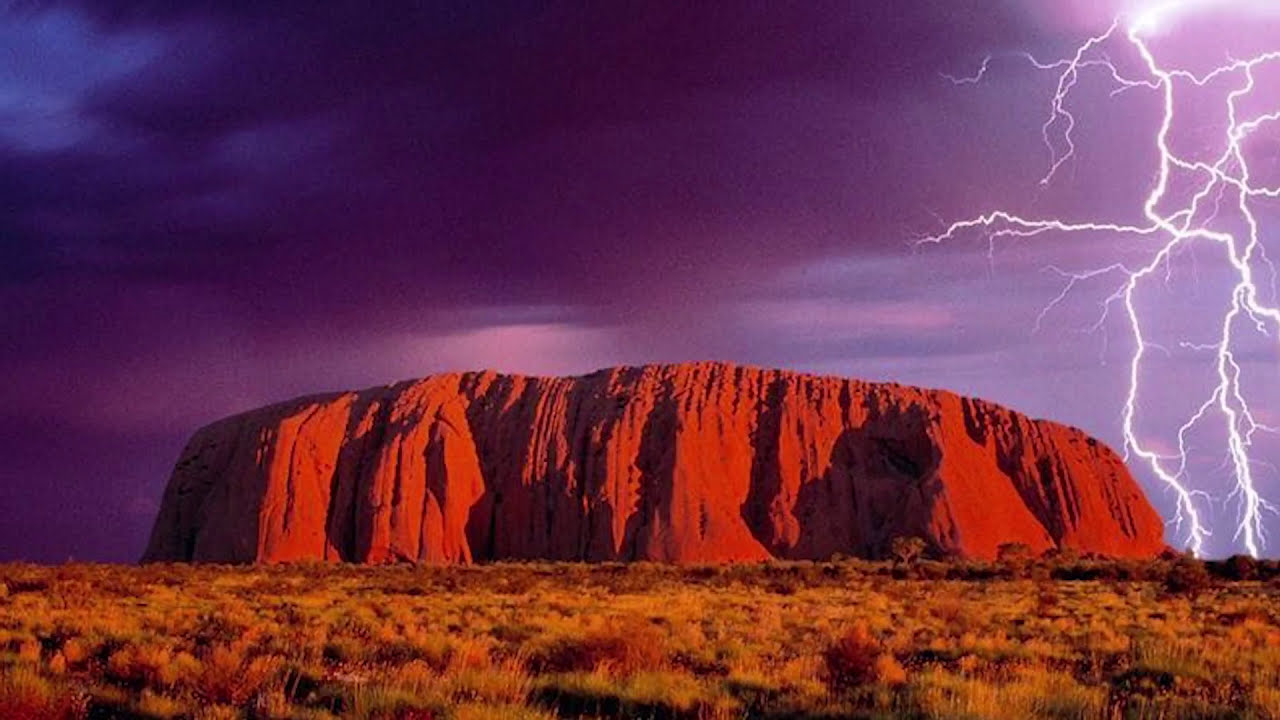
890 536 926 566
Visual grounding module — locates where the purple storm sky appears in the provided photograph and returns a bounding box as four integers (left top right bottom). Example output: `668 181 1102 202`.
2 1 1278 561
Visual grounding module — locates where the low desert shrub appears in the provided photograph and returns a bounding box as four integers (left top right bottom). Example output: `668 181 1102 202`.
537 618 665 675
59 639 88 668
105 643 173 688
345 682 444 720
1163 557 1211 596
823 624 900 693
16 639 41 664
191 643 283 706
534 669 717 718
133 689 189 719
1212 554 1258 581
912 667 1104 720
0 667 86 720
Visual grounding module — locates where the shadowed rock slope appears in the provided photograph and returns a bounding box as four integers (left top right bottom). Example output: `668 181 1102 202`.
143 363 1166 563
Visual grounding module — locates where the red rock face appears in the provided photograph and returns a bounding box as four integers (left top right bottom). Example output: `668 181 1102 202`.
142 363 1166 563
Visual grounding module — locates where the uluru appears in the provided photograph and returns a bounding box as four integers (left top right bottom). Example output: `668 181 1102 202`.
142 363 1166 564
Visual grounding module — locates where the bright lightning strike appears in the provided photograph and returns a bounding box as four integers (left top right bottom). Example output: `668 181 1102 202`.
922 4 1280 556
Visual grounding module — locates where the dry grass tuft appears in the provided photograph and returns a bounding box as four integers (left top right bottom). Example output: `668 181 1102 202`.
0 667 86 720
536 617 666 675
192 643 283 705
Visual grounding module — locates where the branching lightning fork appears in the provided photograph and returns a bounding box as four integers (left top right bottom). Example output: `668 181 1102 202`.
922 3 1280 556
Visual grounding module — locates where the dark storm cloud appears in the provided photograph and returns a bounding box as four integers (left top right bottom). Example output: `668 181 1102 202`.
1 0 1050 379
4 1 1035 306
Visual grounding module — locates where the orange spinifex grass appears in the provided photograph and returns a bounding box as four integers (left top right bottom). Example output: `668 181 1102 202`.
0 557 1277 719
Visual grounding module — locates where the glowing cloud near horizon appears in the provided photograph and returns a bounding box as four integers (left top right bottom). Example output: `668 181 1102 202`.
925 1 1280 556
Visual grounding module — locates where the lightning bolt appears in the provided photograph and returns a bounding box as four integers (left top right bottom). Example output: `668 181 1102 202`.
922 3 1280 556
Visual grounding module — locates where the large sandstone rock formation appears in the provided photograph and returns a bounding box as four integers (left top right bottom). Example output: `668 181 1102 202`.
143 363 1166 563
